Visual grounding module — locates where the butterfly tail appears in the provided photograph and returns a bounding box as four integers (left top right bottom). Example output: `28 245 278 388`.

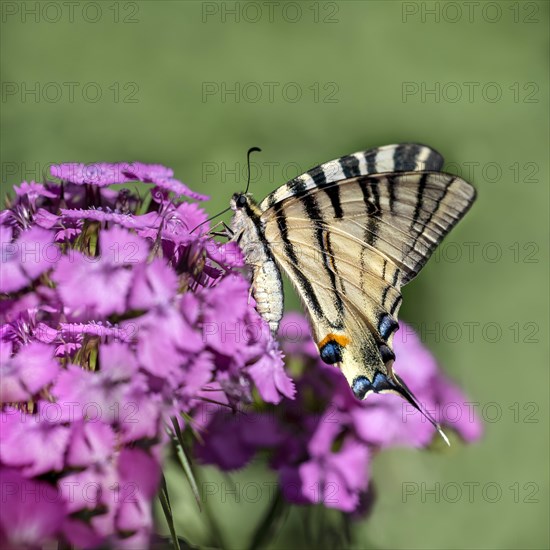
391 373 450 446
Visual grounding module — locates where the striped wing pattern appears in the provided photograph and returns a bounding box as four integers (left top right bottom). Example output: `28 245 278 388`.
259 145 475 399
259 143 444 211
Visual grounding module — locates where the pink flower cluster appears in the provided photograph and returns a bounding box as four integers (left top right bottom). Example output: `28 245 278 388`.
0 161 482 548
195 313 483 513
0 164 293 549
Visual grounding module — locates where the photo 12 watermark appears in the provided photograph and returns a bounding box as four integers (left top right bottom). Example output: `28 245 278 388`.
201 2 340 24
1 1 140 24
402 81 539 103
402 481 540 503
402 400 540 426
396 320 540 345
413 240 540 265
201 81 339 103
443 161 540 184
401 2 541 24
200 479 340 506
201 160 305 185
1 477 144 506
1 81 140 104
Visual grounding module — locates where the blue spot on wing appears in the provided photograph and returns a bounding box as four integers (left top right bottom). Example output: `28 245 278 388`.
352 372 396 400
320 341 343 364
379 344 395 364
379 314 398 340
352 376 372 399
372 372 393 392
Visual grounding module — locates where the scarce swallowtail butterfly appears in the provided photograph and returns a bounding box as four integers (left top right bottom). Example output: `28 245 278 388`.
228 143 476 442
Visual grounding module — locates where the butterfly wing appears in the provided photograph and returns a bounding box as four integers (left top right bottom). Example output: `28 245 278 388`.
260 169 475 400
259 143 444 211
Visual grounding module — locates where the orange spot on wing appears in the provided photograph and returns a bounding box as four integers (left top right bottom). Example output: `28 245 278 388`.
318 333 351 349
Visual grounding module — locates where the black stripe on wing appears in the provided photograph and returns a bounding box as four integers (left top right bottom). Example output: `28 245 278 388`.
261 143 444 211
389 143 444 172
272 200 343 330
265 170 476 289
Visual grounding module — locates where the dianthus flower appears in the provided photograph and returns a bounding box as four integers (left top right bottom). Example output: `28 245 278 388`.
1 162 481 548
0 164 293 549
195 313 483 513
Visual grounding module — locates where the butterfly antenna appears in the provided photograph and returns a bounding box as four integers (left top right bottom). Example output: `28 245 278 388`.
392 373 450 446
245 147 262 194
190 147 261 234
190 206 231 234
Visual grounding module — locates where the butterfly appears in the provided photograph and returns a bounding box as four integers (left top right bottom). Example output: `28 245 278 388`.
228 143 476 441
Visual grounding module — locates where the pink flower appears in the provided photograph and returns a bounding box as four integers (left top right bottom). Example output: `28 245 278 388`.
197 315 483 513
52 227 149 318
247 342 295 404
0 469 66 549
0 342 59 402
1 162 292 548
1 157 482 546
1 226 55 293
0 410 70 476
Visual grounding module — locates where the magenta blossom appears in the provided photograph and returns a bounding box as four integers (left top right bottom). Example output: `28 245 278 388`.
0 469 67 550
196 314 483 513
0 163 293 548
1 160 481 548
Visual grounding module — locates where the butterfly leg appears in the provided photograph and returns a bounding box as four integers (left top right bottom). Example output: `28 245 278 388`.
222 221 234 236
207 220 225 235
208 220 235 239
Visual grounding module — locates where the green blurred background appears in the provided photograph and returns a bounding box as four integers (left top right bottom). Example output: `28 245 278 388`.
1 1 548 548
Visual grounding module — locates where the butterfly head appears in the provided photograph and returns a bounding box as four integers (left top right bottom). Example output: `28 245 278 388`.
230 147 262 213
230 192 250 211
230 192 263 218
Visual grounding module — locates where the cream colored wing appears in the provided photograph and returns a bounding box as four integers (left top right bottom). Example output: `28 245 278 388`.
261 171 476 401
259 143 444 211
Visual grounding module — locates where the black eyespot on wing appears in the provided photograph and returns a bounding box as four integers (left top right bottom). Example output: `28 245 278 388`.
320 341 343 364
352 376 372 399
379 314 399 341
372 371 394 392
379 344 395 364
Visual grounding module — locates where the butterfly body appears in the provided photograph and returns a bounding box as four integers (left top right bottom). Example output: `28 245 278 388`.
230 193 284 333
229 144 476 424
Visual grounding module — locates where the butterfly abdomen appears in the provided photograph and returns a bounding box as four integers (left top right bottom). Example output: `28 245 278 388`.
230 195 284 334
251 258 284 333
